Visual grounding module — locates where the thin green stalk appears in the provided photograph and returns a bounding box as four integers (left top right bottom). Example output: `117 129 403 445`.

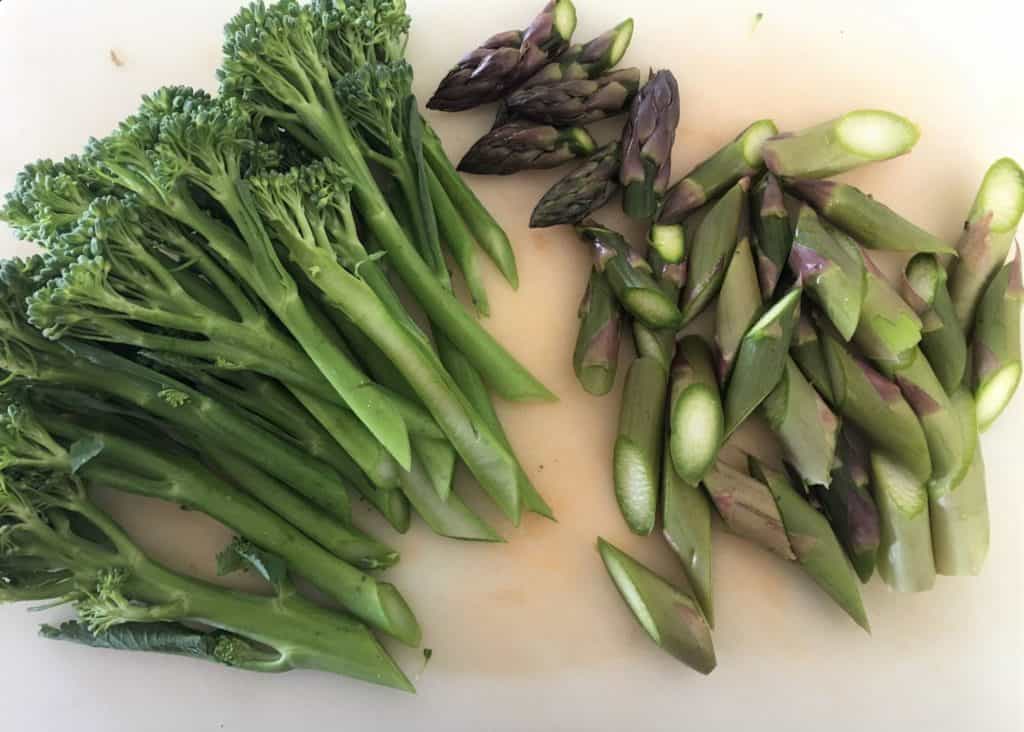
870 451 936 593
715 215 762 380
661 449 714 626
426 164 489 316
902 253 968 393
574 267 623 396
972 247 1023 431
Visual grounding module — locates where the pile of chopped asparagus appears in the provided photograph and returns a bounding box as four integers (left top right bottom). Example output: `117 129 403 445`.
431 1 1022 675
0 0 556 692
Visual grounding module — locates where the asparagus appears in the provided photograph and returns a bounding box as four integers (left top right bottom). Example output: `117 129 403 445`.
763 110 919 179
788 204 865 341
573 266 623 395
751 174 794 297
668 335 724 484
659 119 778 224
614 354 668 535
426 0 578 111
531 141 621 228
818 322 932 481
680 178 749 324
619 69 680 219
458 120 597 175
932 388 989 575
577 221 682 329
949 157 1024 327
972 245 1023 431
505 68 641 126
749 458 869 631
853 251 923 367
703 460 795 560
662 449 714 625
816 430 881 583
762 357 840 487
715 214 762 380
791 313 835 405
791 179 955 254
723 287 803 437
520 18 634 88
870 451 936 593
902 253 968 393
597 538 716 674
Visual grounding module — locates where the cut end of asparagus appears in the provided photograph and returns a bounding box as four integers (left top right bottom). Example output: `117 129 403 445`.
552 0 579 43
606 18 635 69
969 157 1024 233
614 438 659 536
670 386 724 484
566 126 598 157
976 363 1021 432
648 223 686 263
837 110 919 159
741 119 780 167
870 451 936 593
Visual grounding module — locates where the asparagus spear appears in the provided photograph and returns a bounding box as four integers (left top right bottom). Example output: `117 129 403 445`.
574 266 623 395
972 245 1023 431
948 157 1024 327
659 119 779 224
902 253 969 393
751 174 794 297
458 120 596 175
662 449 714 625
763 110 919 179
620 69 680 220
577 221 682 329
426 0 578 111
932 388 989 576
703 460 795 560
597 538 716 674
791 179 955 254
505 68 641 126
749 458 869 631
762 357 840 487
870 451 936 592
668 335 724 484
791 312 836 405
853 251 923 367
788 204 865 341
531 141 621 228
680 178 749 324
723 287 803 437
715 213 762 380
521 19 635 88
818 322 932 482
816 430 881 583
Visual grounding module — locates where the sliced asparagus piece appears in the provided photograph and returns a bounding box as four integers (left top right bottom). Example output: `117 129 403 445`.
531 142 621 228
763 110 919 179
668 336 724 485
681 178 749 324
573 266 623 396
972 245 1023 431
902 253 968 393
750 458 869 631
521 18 635 88
853 251 923 367
723 287 803 437
715 214 762 380
662 448 714 626
578 221 682 329
597 538 716 674
505 68 641 126
819 321 932 482
792 179 955 254
458 121 596 175
870 451 936 593
791 312 836 405
932 388 989 576
658 119 778 224
751 174 794 297
614 354 668 535
816 433 880 583
703 460 795 560
949 157 1024 327
620 70 680 220
762 357 840 487
789 204 865 341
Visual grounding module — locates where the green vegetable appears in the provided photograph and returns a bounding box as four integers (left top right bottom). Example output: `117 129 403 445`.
532 142 622 228
902 253 968 393
661 450 714 626
459 121 597 175
520 18 634 88
620 70 680 220
972 246 1023 431
870 451 936 593
750 173 794 297
715 215 762 380
668 336 724 485
703 460 795 560
573 267 623 395
504 68 641 126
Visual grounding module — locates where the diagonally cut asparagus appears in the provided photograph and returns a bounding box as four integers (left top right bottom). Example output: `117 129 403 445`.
853 250 922 368
972 244 1023 431
668 335 724 485
870 451 936 593
573 266 623 396
521 19 635 88
791 312 836 405
662 448 714 626
751 174 794 297
763 110 919 179
715 213 762 381
902 253 968 393
703 460 795 560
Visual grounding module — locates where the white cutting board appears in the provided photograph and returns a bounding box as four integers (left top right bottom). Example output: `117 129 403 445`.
1 1 1021 729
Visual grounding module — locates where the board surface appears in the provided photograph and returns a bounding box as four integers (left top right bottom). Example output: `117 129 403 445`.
0 1 1021 730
